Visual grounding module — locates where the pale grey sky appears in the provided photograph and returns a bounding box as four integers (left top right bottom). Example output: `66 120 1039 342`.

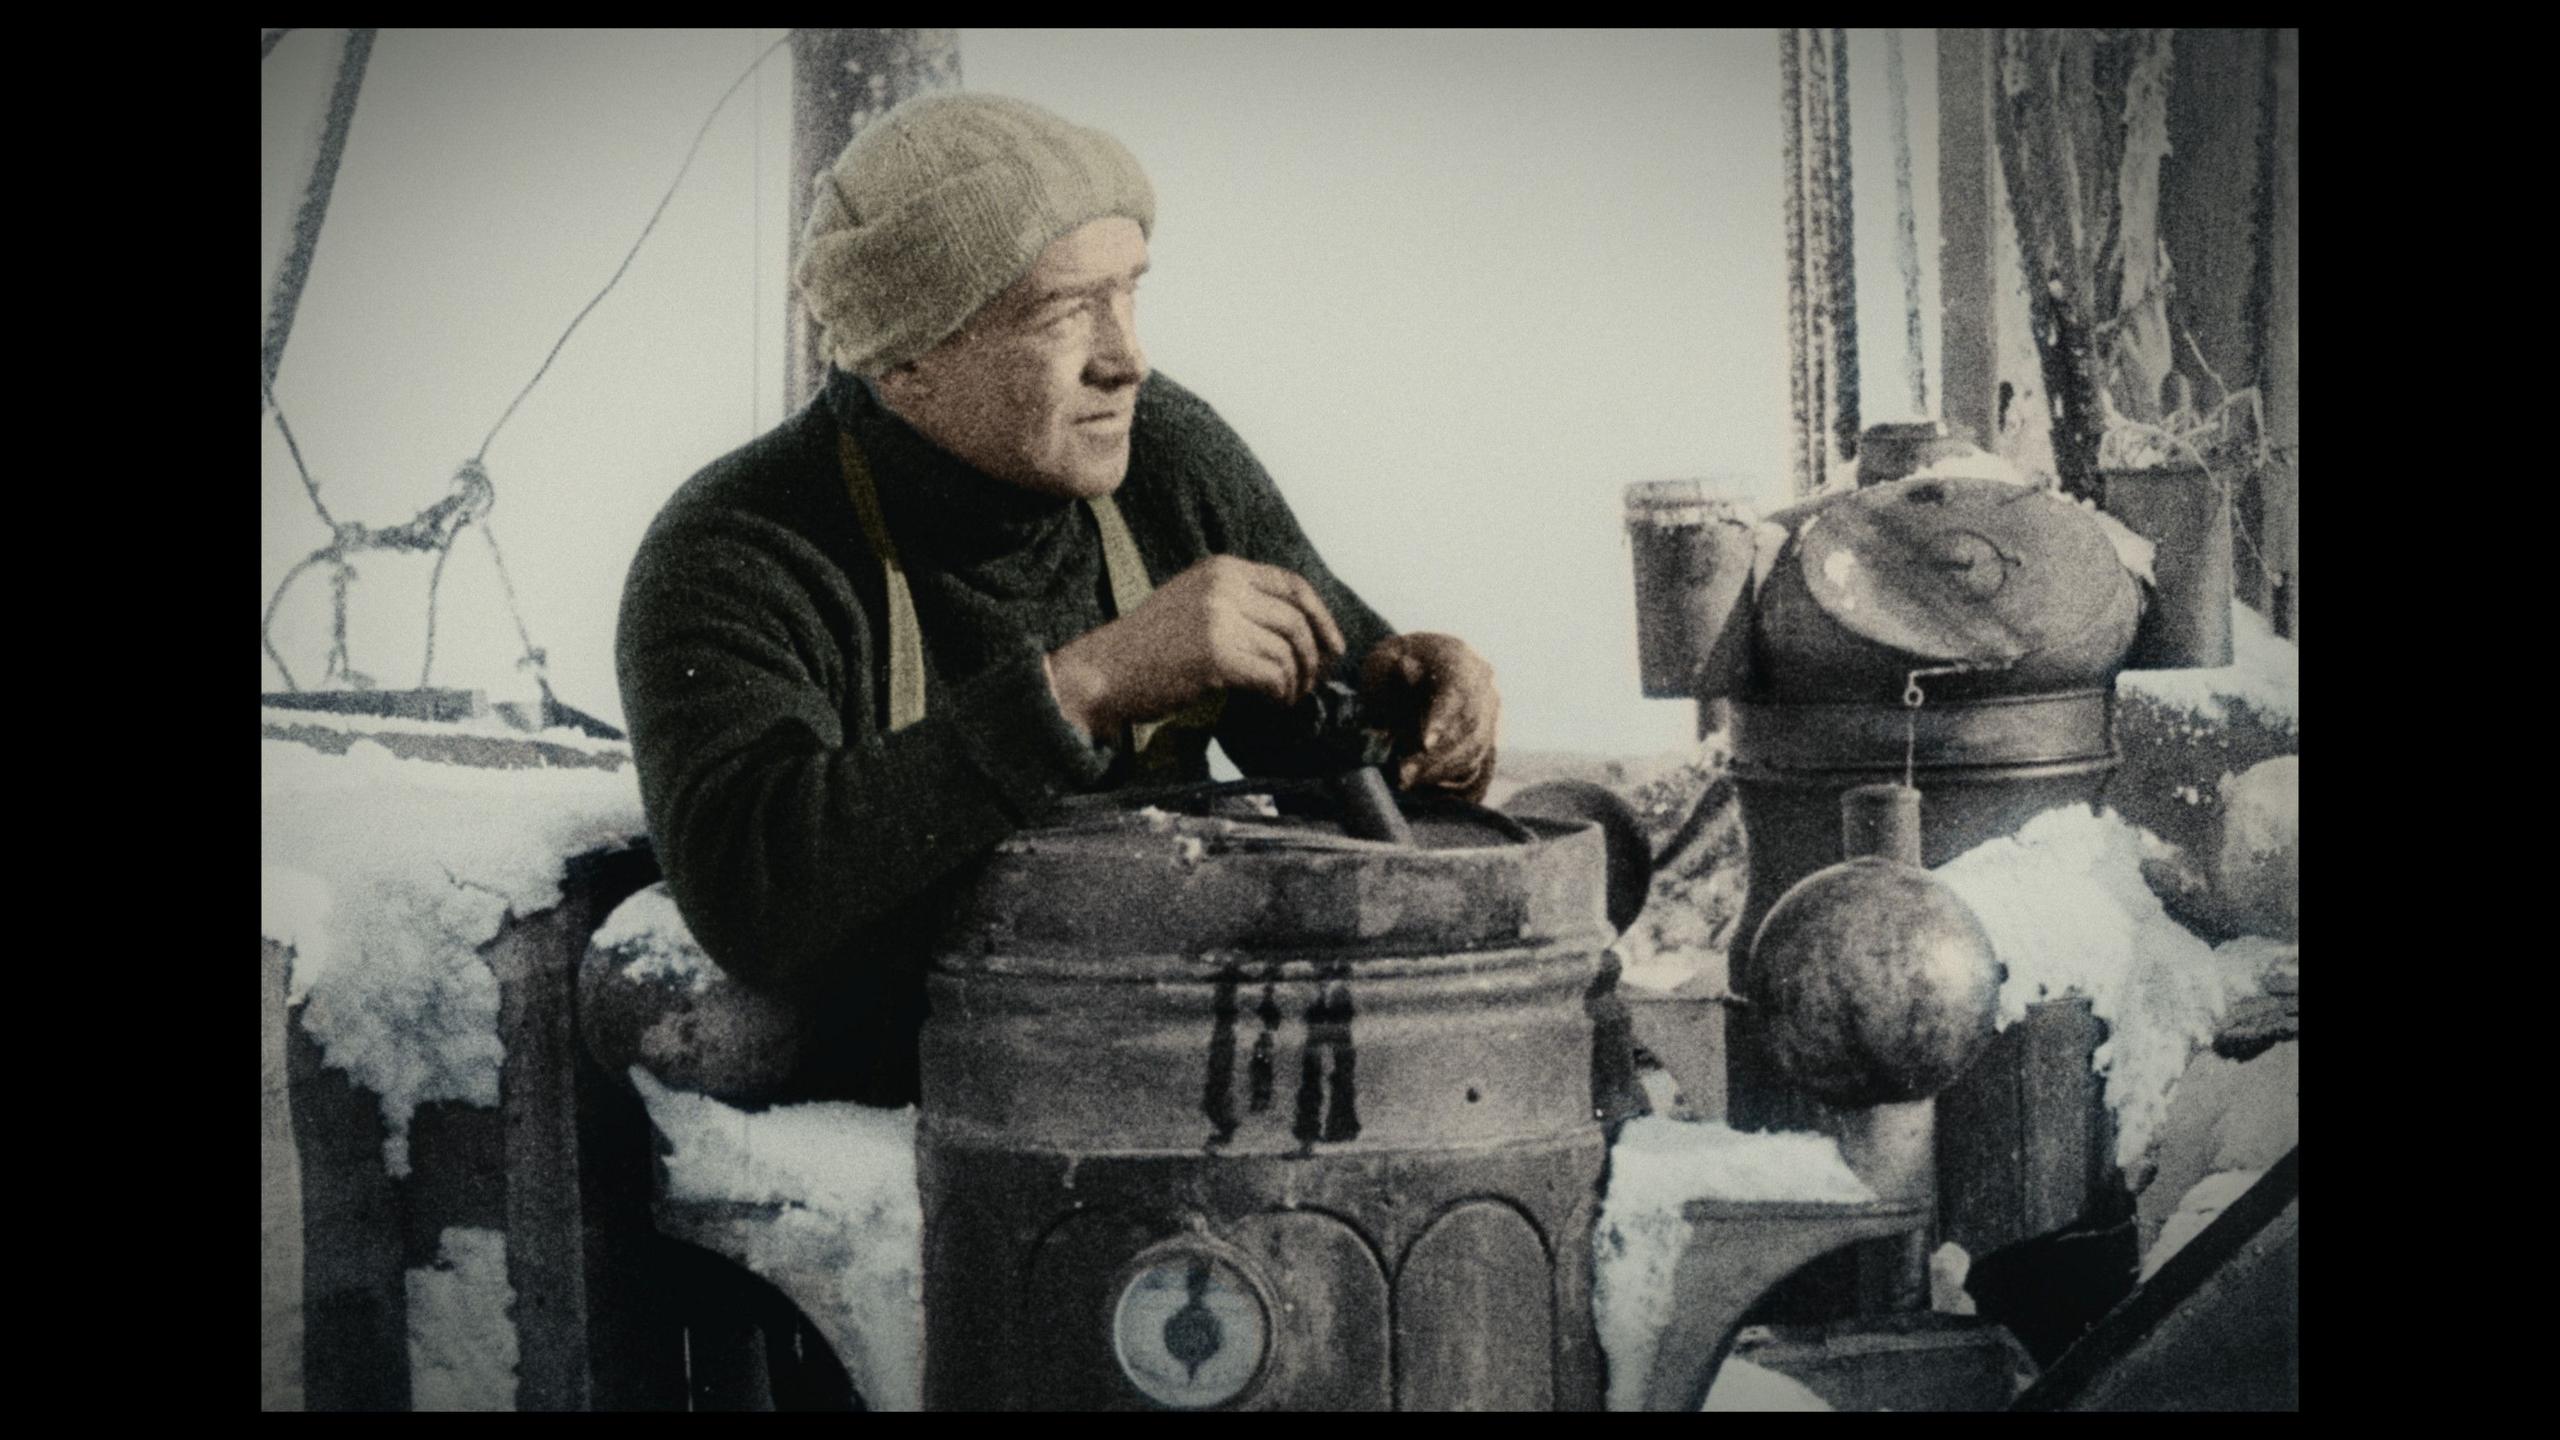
262 28 1937 756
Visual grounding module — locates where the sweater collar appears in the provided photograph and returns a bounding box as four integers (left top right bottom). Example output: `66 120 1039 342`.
825 369 1082 568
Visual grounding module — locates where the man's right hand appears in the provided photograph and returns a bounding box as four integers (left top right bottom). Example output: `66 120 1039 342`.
1047 555 1346 741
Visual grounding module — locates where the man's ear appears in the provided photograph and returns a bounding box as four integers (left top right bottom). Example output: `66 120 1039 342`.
872 360 938 424
874 360 927 405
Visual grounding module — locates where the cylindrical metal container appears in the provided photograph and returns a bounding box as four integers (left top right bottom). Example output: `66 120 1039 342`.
1723 693 2115 1325
2102 464 2236 670
1725 691 2117 1118
1624 480 1758 700
916 787 1616 1411
1854 421 1974 489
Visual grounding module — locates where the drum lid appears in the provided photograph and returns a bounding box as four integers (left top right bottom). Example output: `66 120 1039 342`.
1792 477 2126 669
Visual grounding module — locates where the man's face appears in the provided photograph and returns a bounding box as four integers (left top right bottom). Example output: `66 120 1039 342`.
877 217 1151 500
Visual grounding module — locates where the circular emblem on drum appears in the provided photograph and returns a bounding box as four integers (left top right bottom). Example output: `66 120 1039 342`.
1110 1244 1271 1408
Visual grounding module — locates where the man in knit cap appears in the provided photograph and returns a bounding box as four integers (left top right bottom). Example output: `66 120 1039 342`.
617 92 1498 1104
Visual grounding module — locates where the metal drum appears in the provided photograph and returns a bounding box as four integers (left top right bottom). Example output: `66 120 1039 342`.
916 784 1617 1411
1726 478 2142 1324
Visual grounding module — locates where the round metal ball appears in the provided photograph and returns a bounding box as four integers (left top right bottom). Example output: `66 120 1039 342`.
1746 857 2003 1107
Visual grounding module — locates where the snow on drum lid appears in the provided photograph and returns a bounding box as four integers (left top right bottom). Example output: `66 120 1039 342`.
260 736 646 1175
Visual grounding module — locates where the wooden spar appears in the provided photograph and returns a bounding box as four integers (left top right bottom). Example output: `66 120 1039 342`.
1936 30 1997 450
784 29 963 415
1886 28 1928 415
2265 27 2299 640
262 28 376 408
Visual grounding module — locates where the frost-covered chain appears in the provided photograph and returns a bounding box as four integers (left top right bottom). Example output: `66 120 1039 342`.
264 458 499 692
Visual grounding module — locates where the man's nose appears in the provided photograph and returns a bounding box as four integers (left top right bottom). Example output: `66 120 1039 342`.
1088 293 1146 389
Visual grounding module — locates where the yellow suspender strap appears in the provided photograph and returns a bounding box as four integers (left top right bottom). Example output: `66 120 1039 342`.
1083 491 1175 753
837 429 1164 743
837 430 929 732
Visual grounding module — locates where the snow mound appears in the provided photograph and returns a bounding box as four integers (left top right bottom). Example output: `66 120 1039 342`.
1936 805 2271 1167
261 736 646 1175
1594 1118 1875 1411
633 1070 923 1413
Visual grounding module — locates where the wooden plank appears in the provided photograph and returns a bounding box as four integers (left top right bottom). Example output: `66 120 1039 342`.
2020 1000 2106 1235
262 716 628 774
263 940 308 1411
2014 1147 2298 1410
261 688 487 723
2265 27 2299 640
1934 1015 2024 1255
1937 998 2111 1257
500 842 665 1411
1733 1312 2029 1412
289 1002 414 1411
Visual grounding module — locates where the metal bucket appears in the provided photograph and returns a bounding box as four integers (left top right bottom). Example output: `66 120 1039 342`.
1624 480 1757 700
1854 421 1973 489
2103 465 2236 670
1721 693 2117 1324
916 786 1615 1410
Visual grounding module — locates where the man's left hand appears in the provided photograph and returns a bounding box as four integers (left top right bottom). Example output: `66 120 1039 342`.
1360 632 1499 802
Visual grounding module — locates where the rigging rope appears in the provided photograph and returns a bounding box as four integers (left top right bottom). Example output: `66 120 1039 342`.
264 30 797 704
472 29 794 466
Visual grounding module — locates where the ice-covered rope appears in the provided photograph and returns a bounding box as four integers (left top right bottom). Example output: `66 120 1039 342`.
1803 28 1834 488
1780 28 1816 496
471 29 795 466
265 31 795 695
261 453 496 691
1885 27 1928 415
1824 26 1860 463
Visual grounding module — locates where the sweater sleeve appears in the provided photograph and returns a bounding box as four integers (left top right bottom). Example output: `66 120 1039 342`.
617 498 1112 999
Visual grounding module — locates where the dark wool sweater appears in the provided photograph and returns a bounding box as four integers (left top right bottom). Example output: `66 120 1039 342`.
617 370 1394 1103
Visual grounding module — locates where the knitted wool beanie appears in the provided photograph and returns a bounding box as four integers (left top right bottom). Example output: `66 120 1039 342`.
795 92 1156 377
